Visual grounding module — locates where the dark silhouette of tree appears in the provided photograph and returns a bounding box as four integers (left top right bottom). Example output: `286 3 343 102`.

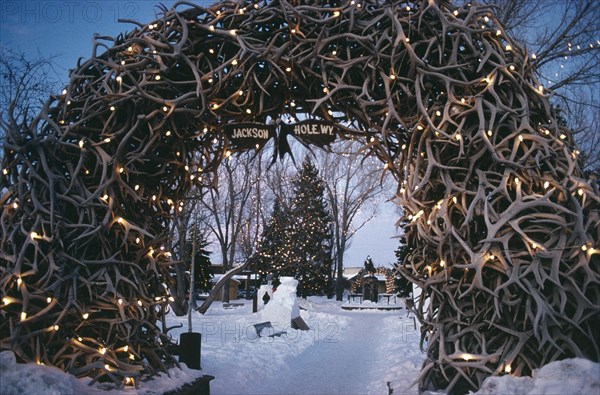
393 236 414 297
199 155 255 302
0 48 59 154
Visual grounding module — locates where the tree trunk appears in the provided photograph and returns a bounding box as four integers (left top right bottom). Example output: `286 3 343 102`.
335 254 345 301
170 261 189 316
335 238 347 301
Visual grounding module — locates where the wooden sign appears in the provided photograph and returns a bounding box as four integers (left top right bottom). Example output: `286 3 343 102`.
223 123 276 150
272 120 340 161
280 120 338 148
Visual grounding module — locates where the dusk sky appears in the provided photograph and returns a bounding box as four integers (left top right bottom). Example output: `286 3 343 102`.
0 0 402 268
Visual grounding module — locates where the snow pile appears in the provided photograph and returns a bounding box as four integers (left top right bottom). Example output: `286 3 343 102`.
258 276 301 325
133 365 205 395
0 351 81 395
474 358 600 395
371 315 423 394
0 350 204 395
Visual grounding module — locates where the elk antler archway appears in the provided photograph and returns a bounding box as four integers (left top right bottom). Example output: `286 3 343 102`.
1 0 598 393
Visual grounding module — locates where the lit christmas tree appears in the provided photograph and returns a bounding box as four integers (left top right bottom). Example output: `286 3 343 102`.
252 197 291 282
284 158 334 297
191 238 213 293
251 160 335 295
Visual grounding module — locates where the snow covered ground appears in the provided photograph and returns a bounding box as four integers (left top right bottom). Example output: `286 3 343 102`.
173 297 423 394
1 296 599 395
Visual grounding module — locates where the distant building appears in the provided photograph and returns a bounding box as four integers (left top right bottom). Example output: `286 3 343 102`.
209 263 259 300
343 266 389 295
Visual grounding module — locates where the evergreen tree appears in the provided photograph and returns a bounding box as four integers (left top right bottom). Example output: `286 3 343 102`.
394 236 413 297
285 158 334 297
181 236 214 295
252 197 290 281
192 240 214 293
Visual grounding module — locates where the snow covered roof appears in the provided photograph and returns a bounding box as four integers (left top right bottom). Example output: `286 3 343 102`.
346 273 387 281
209 274 258 283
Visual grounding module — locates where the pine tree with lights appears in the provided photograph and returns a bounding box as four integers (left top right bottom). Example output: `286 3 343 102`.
252 197 291 281
284 158 334 297
191 239 213 293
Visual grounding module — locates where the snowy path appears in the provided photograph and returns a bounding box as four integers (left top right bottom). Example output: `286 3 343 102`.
275 310 395 395
180 299 423 395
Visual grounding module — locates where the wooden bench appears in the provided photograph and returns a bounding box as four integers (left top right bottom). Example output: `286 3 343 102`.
347 293 363 303
378 293 397 304
222 302 244 309
253 321 286 338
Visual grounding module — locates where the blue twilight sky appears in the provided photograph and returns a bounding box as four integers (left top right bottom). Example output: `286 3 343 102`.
0 0 402 268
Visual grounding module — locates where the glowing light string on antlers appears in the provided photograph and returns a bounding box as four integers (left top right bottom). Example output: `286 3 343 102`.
0 0 598 392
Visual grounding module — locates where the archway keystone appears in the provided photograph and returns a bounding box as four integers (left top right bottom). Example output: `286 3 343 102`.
1 0 598 392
